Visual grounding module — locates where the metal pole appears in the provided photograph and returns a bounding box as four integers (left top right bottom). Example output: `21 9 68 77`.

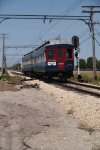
77 49 80 76
92 25 97 79
82 6 99 80
2 34 5 76
90 7 97 80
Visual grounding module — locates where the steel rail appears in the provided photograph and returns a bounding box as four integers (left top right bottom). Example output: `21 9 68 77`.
67 80 100 90
62 83 100 98
52 78 100 98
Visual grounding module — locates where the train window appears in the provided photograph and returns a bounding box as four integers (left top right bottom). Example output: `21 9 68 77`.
36 57 38 62
43 53 46 61
58 48 63 59
48 50 55 59
66 49 72 58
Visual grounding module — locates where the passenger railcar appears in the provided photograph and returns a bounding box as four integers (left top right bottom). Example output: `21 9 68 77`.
22 39 74 81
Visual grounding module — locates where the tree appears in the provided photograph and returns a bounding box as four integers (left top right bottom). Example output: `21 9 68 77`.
79 59 87 70
87 57 93 70
11 63 21 70
96 60 100 70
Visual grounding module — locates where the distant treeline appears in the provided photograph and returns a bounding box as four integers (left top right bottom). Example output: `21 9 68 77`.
76 57 100 70
8 63 21 71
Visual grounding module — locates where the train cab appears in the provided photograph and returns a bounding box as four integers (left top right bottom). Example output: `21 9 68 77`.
22 39 74 81
45 42 74 78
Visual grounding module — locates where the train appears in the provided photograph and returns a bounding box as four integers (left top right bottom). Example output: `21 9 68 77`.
21 39 74 81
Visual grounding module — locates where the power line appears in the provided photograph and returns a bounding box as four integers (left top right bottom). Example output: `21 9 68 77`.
38 0 55 41
95 37 100 47
48 0 84 40
80 31 100 45
59 21 79 36
80 34 91 45
48 0 55 14
64 0 83 14
34 0 84 42
5 45 38 49
0 14 89 44
79 28 89 39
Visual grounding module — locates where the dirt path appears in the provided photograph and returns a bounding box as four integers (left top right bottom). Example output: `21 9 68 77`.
0 82 100 150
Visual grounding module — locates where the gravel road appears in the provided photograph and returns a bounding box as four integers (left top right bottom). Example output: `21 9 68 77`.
0 79 100 150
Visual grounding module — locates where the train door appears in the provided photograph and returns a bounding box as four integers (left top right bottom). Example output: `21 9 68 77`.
57 48 64 70
64 48 74 77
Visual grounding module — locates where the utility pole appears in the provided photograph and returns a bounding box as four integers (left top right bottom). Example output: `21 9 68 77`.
82 6 100 80
1 34 7 76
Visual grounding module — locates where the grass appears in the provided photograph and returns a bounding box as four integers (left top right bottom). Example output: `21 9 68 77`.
67 107 74 115
73 71 100 85
0 73 23 85
78 122 95 135
5 76 23 85
92 145 100 150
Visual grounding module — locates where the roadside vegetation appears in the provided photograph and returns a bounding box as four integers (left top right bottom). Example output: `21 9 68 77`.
92 145 100 150
0 62 23 85
67 107 74 115
75 57 100 71
74 57 100 85
78 122 95 135
8 63 21 71
3 75 23 85
0 71 23 85
73 71 100 85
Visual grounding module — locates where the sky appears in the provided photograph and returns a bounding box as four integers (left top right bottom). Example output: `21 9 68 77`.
0 0 99 66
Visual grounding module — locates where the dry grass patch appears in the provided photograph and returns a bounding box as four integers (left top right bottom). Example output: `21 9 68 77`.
0 80 16 91
73 71 100 85
92 145 100 150
0 74 24 91
78 122 95 135
5 75 23 85
67 107 74 115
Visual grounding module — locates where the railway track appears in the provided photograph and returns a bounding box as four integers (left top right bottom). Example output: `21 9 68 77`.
8 70 100 98
54 80 100 98
7 70 32 80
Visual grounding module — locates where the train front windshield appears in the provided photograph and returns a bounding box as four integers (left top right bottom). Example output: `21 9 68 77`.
66 49 73 59
48 49 56 59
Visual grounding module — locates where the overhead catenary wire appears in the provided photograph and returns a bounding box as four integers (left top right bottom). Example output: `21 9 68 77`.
5 0 85 66
5 45 38 49
78 28 90 39
33 0 84 43
47 0 55 14
54 0 89 40
80 31 100 45
80 34 91 45
95 37 100 47
35 0 55 42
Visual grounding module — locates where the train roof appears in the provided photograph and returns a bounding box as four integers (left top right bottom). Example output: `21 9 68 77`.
48 39 72 45
23 39 73 57
24 41 49 56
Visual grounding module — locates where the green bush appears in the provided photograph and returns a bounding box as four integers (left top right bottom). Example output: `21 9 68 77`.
0 74 23 85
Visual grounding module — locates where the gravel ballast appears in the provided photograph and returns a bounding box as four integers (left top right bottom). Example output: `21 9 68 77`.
0 79 100 150
26 79 100 130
